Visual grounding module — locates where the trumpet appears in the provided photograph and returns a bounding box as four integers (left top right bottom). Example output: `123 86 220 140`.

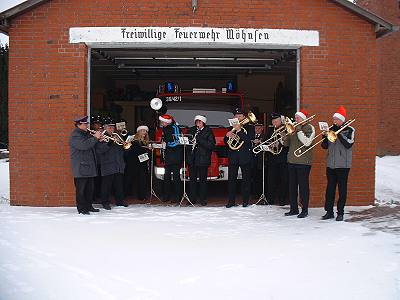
294 119 356 157
88 128 101 136
101 130 132 150
227 111 257 150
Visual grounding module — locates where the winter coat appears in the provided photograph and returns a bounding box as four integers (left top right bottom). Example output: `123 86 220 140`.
96 141 126 176
162 123 183 166
321 125 355 169
224 123 255 165
283 123 315 165
131 140 151 169
69 128 98 178
186 125 216 167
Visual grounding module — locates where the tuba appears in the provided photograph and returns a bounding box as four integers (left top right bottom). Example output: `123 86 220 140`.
227 111 257 150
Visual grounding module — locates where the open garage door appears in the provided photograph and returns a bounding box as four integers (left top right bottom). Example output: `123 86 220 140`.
89 48 297 205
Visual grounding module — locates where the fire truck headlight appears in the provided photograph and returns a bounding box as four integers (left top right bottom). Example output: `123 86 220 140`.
155 167 165 175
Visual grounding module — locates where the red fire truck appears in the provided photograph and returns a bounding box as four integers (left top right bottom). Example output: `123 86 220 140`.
152 91 245 182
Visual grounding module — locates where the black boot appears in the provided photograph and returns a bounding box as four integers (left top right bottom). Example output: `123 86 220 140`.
102 203 111 210
226 202 236 208
116 201 128 207
242 201 249 207
78 210 90 215
321 212 334 220
336 214 344 221
284 210 299 216
88 206 100 212
297 211 308 218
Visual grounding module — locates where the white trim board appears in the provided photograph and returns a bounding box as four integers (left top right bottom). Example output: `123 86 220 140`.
70 27 319 49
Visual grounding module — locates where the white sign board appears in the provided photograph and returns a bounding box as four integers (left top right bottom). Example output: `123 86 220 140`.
69 27 319 48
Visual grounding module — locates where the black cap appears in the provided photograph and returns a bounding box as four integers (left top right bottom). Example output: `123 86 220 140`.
90 115 103 124
103 117 116 126
74 116 89 124
270 112 281 120
233 107 244 115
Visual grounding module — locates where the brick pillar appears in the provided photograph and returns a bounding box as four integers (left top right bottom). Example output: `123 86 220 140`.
357 0 400 155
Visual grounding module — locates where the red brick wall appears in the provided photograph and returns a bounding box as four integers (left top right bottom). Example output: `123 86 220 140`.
357 0 400 156
8 0 378 206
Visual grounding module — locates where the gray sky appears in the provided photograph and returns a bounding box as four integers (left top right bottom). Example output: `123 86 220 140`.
0 0 25 45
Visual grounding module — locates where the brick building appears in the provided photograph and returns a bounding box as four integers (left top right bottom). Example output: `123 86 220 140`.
357 0 400 156
0 0 397 207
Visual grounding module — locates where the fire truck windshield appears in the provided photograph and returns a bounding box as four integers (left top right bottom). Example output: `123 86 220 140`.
165 103 236 127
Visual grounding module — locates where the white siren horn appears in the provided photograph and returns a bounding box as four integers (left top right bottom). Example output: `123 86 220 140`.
150 98 163 111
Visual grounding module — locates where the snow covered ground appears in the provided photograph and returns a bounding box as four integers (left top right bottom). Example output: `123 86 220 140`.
0 156 399 300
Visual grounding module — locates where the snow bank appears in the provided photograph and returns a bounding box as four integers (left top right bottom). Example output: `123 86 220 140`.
0 158 9 202
375 156 400 205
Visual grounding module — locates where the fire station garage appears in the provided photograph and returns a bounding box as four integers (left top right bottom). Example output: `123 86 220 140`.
0 0 397 207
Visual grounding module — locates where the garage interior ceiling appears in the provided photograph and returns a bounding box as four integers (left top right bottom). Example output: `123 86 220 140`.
91 48 297 79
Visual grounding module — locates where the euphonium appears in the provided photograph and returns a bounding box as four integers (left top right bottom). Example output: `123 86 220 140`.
227 111 257 150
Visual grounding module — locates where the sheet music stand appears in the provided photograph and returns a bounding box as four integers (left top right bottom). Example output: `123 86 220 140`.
255 148 269 205
147 141 163 204
175 134 195 207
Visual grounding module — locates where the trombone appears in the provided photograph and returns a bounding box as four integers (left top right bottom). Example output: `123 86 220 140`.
252 114 315 155
252 127 285 155
293 119 356 157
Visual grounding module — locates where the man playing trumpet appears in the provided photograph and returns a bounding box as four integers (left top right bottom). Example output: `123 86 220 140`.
321 106 355 221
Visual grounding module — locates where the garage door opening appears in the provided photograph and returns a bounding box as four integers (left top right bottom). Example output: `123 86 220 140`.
89 48 298 205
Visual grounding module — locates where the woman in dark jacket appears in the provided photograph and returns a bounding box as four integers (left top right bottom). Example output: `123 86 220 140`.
131 125 151 201
159 114 183 203
187 115 216 206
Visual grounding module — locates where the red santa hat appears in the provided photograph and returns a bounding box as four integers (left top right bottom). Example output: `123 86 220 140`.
159 114 173 124
295 109 309 121
333 106 346 122
136 125 149 132
194 115 207 124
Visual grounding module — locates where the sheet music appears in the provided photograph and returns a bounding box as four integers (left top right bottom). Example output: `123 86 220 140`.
228 118 240 126
138 153 149 162
319 122 329 131
178 136 191 145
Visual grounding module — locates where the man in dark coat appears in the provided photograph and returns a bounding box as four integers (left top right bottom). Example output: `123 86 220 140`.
69 116 102 214
90 115 104 202
224 108 255 208
186 115 216 206
96 118 127 210
159 114 183 203
266 113 289 206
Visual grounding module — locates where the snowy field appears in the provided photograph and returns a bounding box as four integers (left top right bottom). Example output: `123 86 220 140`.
0 157 399 300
